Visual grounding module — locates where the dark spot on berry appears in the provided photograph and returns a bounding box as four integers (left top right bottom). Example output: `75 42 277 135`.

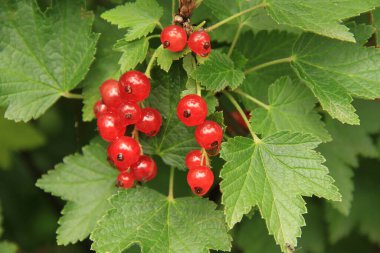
125 113 132 119
116 180 123 188
211 141 219 148
203 42 210 50
125 86 132 94
183 110 191 118
117 153 124 161
163 41 170 48
194 187 203 195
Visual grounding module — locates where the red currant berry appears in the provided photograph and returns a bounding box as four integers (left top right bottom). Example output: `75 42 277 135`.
99 79 123 108
195 120 223 150
185 150 206 170
117 171 135 189
160 25 187 52
118 102 142 126
131 155 157 182
188 31 211 57
97 113 125 142
177 94 208 126
187 166 214 196
119 71 150 102
230 111 251 130
107 136 141 171
136 108 162 136
93 100 108 118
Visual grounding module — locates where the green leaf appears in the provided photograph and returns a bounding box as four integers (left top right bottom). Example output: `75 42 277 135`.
116 38 149 73
373 8 380 46
326 166 380 244
251 77 331 142
346 22 376 45
82 12 123 121
220 132 340 253
0 242 17 253
101 0 163 41
141 66 198 170
265 0 380 42
0 204 3 238
191 51 245 92
0 109 45 169
156 47 190 72
0 0 98 122
91 187 232 253
291 33 380 124
238 31 297 106
36 141 118 245
319 117 377 215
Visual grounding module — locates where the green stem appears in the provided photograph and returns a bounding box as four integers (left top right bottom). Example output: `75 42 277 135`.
223 91 261 143
62 92 83 99
196 82 202 96
147 34 161 40
168 167 175 201
157 21 164 30
207 3 268 31
244 56 295 75
172 0 176 17
228 23 243 57
145 46 162 78
234 89 270 110
193 21 207 31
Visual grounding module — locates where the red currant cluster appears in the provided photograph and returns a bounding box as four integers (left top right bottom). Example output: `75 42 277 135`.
177 94 223 196
160 25 211 57
93 71 162 188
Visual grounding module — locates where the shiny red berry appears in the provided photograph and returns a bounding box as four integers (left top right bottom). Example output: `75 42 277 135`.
118 102 142 126
119 71 150 102
136 108 162 136
187 166 214 196
93 100 109 118
177 94 208 126
131 155 157 182
97 113 125 142
117 171 135 189
107 136 141 171
185 150 206 170
99 79 123 108
188 31 211 57
195 120 223 150
160 25 187 52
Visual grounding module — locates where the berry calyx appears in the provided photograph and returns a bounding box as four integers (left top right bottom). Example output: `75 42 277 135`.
160 25 187 52
117 171 135 189
118 102 142 126
119 71 150 102
131 155 157 182
177 94 208 126
185 150 206 170
97 113 125 142
188 31 211 57
195 120 223 150
93 100 109 118
136 108 162 136
99 79 123 108
107 136 141 171
187 166 214 196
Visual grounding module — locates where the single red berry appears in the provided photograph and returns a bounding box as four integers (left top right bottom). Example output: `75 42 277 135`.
177 94 208 126
136 108 162 136
117 171 135 189
119 71 150 102
188 31 211 57
187 166 214 196
97 113 125 142
160 25 187 52
118 102 142 126
131 155 157 182
230 111 251 130
93 100 108 118
195 120 223 150
107 136 141 171
99 79 123 108
185 150 206 170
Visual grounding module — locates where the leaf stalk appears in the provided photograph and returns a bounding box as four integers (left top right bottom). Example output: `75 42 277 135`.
244 56 295 75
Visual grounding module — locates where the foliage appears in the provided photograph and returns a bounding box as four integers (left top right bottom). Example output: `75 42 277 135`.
0 0 380 253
